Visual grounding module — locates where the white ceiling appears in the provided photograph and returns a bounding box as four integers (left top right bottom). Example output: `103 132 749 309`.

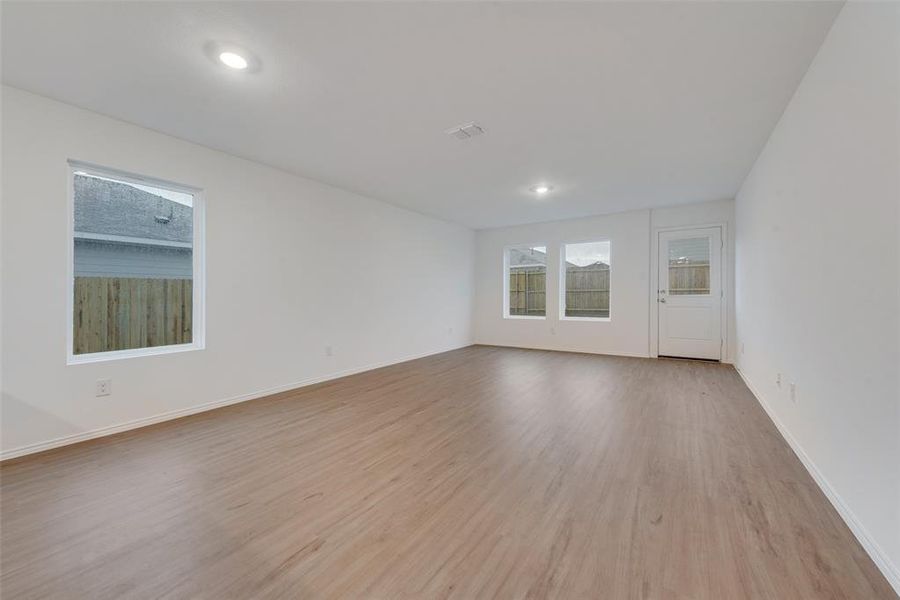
1 1 842 229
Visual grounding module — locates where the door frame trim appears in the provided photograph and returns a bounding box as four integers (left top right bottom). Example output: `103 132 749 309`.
649 222 728 361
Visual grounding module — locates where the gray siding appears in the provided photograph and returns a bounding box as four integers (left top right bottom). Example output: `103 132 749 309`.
74 175 193 243
74 240 192 279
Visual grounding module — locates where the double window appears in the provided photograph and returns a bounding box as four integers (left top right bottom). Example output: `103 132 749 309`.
503 240 611 320
68 162 205 363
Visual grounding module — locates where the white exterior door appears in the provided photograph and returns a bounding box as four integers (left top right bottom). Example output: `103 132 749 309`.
658 227 722 360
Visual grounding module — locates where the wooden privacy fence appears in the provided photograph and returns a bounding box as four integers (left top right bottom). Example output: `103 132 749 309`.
508 265 611 318
510 263 710 317
508 268 547 316
564 265 610 318
667 263 710 295
73 277 192 355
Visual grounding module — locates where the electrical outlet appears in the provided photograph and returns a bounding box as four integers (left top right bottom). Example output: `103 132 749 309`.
448 327 454 335
790 383 797 403
96 379 112 397
550 327 556 335
776 373 782 388
325 345 333 357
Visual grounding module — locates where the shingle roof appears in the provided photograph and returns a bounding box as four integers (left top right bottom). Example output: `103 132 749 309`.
74 175 192 244
508 247 548 268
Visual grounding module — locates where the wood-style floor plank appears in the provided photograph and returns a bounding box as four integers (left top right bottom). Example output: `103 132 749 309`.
1 346 895 599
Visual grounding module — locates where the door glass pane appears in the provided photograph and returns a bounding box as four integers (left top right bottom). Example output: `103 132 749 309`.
668 237 709 295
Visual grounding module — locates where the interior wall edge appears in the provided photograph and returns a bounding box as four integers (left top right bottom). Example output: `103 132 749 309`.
0 86 477 455
734 365 900 595
0 343 474 463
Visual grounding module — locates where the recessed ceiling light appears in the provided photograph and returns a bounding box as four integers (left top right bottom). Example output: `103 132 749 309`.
531 184 553 195
219 51 248 70
205 42 261 73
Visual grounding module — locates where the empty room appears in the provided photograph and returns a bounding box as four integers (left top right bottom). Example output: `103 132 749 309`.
1 1 898 598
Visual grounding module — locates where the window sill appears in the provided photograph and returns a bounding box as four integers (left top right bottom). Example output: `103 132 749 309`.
559 316 611 323
503 315 546 320
67 342 204 365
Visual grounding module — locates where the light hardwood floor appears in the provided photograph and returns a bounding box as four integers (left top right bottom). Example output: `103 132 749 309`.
1 346 895 599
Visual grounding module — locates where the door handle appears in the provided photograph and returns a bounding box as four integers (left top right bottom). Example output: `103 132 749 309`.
659 298 666 303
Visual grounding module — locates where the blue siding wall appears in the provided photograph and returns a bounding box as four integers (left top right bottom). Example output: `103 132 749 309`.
74 240 192 279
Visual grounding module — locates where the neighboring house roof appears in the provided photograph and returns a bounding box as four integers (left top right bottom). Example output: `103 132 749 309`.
74 175 192 244
508 247 608 269
508 247 547 268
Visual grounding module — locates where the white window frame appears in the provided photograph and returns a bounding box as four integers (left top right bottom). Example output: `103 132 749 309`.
502 244 547 320
66 160 206 364
559 239 612 322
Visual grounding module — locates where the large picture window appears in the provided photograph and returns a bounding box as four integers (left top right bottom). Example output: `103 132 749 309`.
68 162 204 362
561 241 610 319
504 245 547 318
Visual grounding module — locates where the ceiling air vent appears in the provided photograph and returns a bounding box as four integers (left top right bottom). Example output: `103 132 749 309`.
445 122 485 140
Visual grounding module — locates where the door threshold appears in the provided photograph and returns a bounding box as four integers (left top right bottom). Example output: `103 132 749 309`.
658 355 721 363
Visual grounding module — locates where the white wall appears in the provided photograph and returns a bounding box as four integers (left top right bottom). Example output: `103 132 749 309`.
0 86 475 458
734 1 900 590
474 200 735 359
474 209 651 357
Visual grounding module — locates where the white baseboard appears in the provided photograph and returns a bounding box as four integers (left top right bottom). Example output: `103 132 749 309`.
473 341 650 359
734 365 900 596
0 343 472 462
